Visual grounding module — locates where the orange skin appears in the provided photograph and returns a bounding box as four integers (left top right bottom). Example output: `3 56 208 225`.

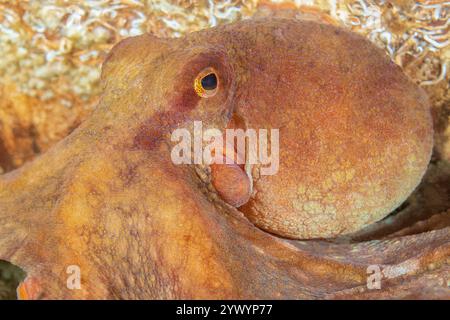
0 18 448 299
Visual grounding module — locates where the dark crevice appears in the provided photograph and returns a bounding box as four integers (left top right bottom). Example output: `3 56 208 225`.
0 260 26 300
0 138 14 173
30 124 41 154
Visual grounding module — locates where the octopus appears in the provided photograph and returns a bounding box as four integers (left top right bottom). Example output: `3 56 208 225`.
0 16 448 299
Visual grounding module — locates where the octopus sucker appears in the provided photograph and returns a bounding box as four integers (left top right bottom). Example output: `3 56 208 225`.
0 17 448 299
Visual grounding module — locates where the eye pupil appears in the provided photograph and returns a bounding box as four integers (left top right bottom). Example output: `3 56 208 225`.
201 73 217 90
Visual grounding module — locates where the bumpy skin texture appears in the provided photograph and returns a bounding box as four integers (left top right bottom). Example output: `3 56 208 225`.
232 21 433 239
0 19 447 299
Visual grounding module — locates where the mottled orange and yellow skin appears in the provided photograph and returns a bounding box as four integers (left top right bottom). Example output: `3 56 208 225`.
0 18 448 299
227 20 433 239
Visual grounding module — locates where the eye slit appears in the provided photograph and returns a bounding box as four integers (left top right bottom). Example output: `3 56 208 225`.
201 73 217 90
194 67 219 98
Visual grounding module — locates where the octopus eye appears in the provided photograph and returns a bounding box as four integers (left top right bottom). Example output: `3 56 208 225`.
201 73 217 90
194 68 218 98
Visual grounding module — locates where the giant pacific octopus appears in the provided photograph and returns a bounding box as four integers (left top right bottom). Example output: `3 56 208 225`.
0 17 448 299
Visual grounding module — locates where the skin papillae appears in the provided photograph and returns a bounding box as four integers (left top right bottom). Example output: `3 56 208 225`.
0 18 448 299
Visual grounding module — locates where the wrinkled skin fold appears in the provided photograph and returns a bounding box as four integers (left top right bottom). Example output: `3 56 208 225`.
0 18 448 299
